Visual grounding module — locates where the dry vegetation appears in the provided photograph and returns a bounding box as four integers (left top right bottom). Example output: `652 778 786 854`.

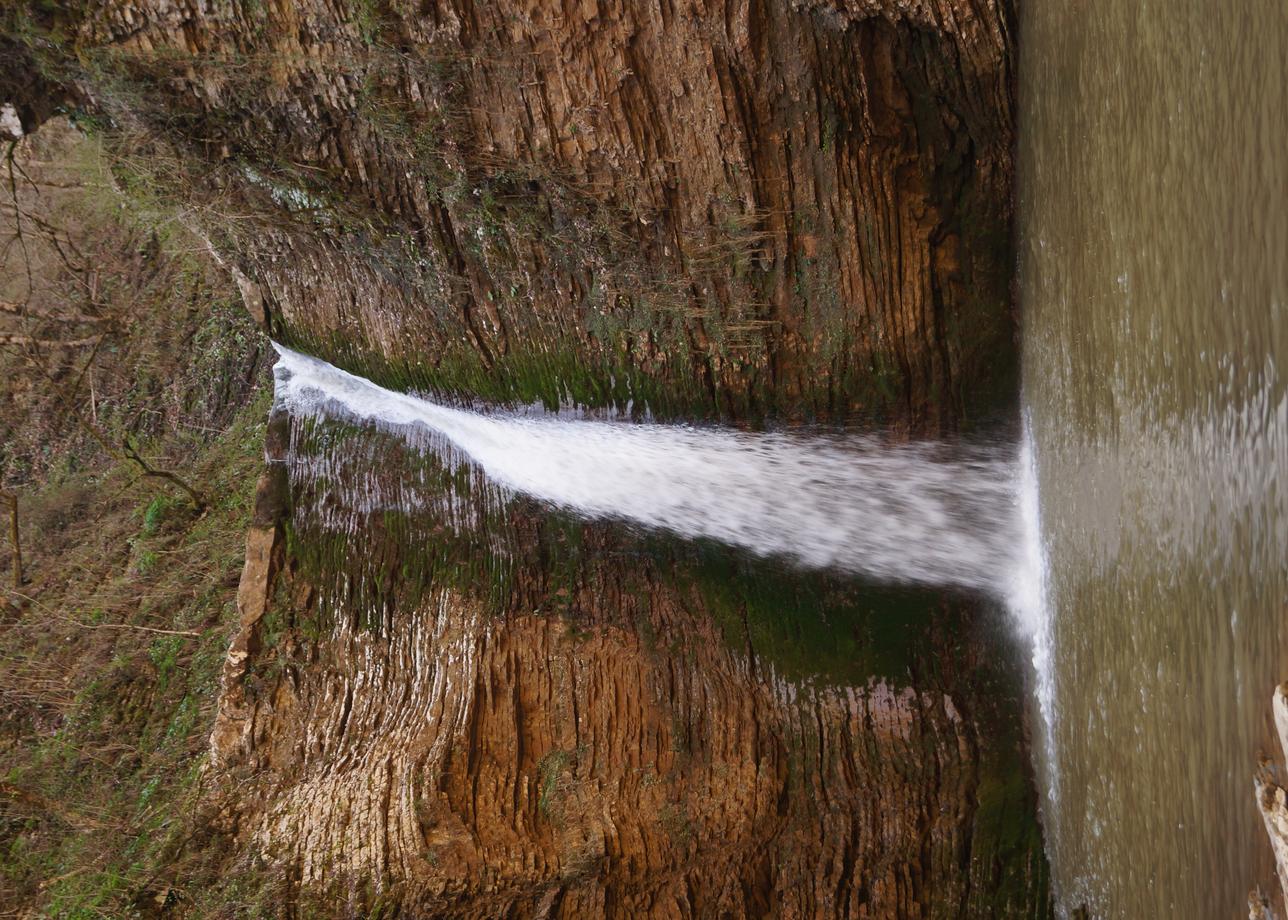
0 117 274 918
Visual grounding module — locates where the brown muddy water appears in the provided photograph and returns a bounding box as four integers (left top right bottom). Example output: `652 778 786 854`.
1018 2 1288 916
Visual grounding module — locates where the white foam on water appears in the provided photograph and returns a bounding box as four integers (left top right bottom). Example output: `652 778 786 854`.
1010 414 1060 821
271 344 1029 598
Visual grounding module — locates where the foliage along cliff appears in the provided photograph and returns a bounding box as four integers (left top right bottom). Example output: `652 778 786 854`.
0 0 1048 917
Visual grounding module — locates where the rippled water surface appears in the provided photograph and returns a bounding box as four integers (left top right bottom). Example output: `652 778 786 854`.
1019 2 1288 915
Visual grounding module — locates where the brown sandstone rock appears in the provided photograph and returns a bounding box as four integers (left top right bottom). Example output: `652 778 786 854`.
16 0 1017 429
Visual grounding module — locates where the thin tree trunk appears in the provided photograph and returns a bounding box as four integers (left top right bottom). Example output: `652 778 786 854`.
2 491 21 588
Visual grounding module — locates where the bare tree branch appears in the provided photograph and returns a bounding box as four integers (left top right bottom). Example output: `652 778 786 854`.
4 139 33 303
0 333 100 346
0 299 105 323
5 344 210 514
122 437 208 513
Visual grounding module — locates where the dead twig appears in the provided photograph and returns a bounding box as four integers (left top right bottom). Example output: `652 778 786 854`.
3 346 209 514
0 333 101 347
9 590 202 637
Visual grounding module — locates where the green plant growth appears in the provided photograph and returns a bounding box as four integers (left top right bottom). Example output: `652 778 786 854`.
1 391 271 916
537 749 573 818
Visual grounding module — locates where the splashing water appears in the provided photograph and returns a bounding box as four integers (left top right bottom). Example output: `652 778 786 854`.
272 345 1042 604
1014 413 1060 825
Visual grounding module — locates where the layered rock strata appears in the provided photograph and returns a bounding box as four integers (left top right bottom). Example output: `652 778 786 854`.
12 0 1017 428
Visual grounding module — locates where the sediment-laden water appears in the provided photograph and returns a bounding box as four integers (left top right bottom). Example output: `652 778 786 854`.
1019 1 1288 915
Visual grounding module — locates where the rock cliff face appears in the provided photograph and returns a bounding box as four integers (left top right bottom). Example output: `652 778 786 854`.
205 415 1046 917
2 0 1043 915
16 0 1017 428
1253 685 1288 919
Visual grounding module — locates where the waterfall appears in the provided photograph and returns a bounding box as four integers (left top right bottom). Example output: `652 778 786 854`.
273 345 1039 602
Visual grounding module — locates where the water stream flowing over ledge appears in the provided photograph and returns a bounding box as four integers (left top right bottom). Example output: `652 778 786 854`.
208 344 1058 916
272 344 1040 604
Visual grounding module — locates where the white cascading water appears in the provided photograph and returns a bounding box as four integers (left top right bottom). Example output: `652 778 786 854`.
1014 414 1059 824
272 345 1049 616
